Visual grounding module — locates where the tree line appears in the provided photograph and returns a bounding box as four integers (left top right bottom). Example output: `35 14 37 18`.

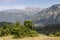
35 24 60 36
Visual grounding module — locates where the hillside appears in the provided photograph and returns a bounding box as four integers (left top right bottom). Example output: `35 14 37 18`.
32 4 60 25
0 7 42 23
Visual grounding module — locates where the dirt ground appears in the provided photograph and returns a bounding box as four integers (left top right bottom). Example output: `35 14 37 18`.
0 35 60 40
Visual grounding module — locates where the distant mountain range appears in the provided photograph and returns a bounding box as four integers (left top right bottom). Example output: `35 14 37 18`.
0 7 42 23
32 4 60 25
0 4 60 25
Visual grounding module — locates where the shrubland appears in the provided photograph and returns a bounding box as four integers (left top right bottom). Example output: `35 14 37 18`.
35 24 60 37
0 20 39 38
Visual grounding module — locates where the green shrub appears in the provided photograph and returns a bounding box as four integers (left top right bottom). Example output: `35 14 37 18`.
48 34 55 37
29 30 39 37
13 27 39 38
55 32 60 36
0 21 39 38
0 29 3 37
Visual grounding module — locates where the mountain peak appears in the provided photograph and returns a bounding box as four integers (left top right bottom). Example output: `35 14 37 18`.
24 7 44 12
52 4 60 8
50 4 60 10
53 4 60 6
32 4 60 25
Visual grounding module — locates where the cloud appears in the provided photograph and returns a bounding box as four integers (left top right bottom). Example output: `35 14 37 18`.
0 5 26 10
3 0 15 3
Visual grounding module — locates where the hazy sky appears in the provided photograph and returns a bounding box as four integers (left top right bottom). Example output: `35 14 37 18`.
0 0 60 10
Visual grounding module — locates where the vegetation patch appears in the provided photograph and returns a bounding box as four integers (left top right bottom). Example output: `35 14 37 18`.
0 20 39 38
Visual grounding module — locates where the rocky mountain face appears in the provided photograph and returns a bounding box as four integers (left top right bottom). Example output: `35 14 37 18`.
0 10 30 23
24 7 43 15
32 4 60 25
1 4 60 25
0 7 42 23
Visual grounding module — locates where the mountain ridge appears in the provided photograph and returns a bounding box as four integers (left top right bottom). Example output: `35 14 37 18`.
0 7 43 23
32 4 60 25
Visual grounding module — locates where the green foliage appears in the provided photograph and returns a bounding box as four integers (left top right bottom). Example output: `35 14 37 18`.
24 20 34 30
35 24 60 36
13 26 38 38
28 30 39 37
48 34 55 37
55 32 60 36
0 28 4 37
0 20 39 38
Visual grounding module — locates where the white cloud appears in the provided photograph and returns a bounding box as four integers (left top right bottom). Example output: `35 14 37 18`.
0 5 26 10
2 0 15 3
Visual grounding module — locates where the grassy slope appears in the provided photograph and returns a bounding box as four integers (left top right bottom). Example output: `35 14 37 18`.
0 35 60 40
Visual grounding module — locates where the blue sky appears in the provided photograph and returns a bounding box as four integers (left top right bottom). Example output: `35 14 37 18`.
0 0 60 10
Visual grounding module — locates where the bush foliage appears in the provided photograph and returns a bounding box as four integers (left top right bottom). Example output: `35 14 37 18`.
0 20 39 38
35 24 60 36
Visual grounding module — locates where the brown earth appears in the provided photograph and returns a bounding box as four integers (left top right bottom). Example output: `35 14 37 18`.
0 35 60 40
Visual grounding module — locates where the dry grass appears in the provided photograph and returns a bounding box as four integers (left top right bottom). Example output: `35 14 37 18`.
0 35 60 40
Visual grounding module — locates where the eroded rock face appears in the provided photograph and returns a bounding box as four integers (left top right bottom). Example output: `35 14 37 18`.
32 4 60 25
